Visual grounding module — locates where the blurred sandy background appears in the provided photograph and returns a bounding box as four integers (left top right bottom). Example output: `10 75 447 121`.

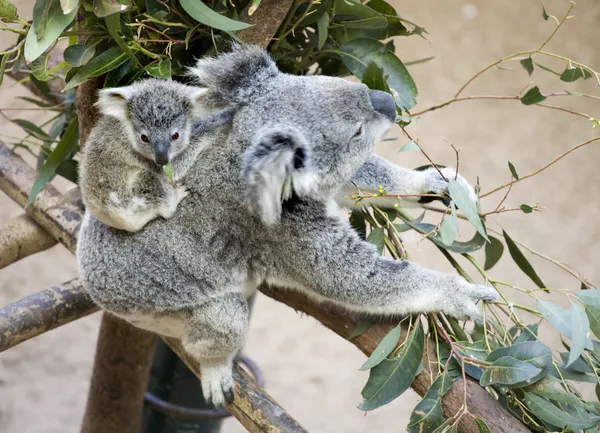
1 0 600 431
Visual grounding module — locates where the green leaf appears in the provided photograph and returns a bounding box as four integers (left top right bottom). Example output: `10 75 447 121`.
549 365 597 383
508 161 519 180
407 372 454 433
504 230 546 289
93 0 128 17
560 66 592 82
367 227 385 255
360 323 424 410
25 118 78 208
59 0 78 14
539 300 593 351
25 0 77 62
559 352 593 374
437 207 458 246
339 38 417 111
520 57 534 76
0 0 17 21
349 317 375 339
474 418 491 433
527 376 597 412
514 324 539 343
542 3 549 20
30 50 54 82
524 392 599 431
361 62 390 93
63 44 96 67
145 59 172 79
399 140 419 152
576 289 600 339
316 11 329 50
479 356 542 388
521 86 546 105
484 236 504 270
334 0 380 18
486 341 552 370
567 304 591 367
360 324 402 370
520 204 534 214
11 118 52 141
64 46 129 91
447 179 488 242
0 54 9 87
163 162 173 181
105 13 136 62
179 0 252 31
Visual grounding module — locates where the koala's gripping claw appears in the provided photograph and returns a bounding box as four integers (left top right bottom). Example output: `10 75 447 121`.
439 277 499 324
200 363 235 407
419 166 478 206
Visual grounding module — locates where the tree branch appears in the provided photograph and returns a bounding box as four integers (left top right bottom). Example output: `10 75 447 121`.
237 0 295 48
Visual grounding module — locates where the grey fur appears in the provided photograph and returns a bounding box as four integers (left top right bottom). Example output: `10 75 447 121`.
79 79 207 232
77 46 497 407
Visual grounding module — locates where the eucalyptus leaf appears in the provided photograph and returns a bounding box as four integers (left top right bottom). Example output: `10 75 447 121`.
437 206 458 246
521 86 546 105
520 204 534 214
339 38 417 111
25 118 78 208
0 0 17 21
559 352 594 374
64 46 130 91
576 290 600 339
25 0 77 62
349 317 375 339
534 63 562 77
504 230 546 290
542 3 549 20
11 119 51 141
447 179 488 242
179 0 252 31
524 392 599 431
486 341 552 371
316 11 329 49
145 59 172 79
59 0 78 14
399 140 420 152
520 57 534 76
93 0 128 17
474 418 491 433
567 304 591 367
30 50 54 82
514 324 539 343
366 227 385 255
63 44 96 67
560 66 592 82
407 372 454 433
549 365 598 383
105 13 136 62
361 62 390 93
484 236 504 270
526 376 597 412
360 324 402 370
479 356 543 388
0 54 8 87
508 161 519 180
360 323 424 410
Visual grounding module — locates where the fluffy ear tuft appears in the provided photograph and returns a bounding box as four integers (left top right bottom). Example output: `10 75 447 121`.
187 44 279 106
241 126 316 226
188 87 209 118
96 87 134 119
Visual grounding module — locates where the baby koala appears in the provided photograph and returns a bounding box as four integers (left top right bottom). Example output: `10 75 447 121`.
79 78 207 232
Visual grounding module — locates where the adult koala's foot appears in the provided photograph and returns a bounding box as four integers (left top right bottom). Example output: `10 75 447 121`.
201 363 235 406
419 166 478 206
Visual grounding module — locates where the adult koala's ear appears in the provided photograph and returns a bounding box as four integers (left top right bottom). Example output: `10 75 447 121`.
95 86 136 119
187 44 279 106
241 126 317 226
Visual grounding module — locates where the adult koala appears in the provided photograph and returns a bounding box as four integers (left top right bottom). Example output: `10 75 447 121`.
77 45 497 406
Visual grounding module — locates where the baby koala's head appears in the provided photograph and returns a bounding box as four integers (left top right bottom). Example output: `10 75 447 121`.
96 78 207 166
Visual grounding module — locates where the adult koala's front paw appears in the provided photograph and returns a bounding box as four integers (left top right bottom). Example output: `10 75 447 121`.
420 167 477 206
441 276 499 323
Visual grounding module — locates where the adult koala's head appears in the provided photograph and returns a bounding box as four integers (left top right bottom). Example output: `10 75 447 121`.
188 45 396 216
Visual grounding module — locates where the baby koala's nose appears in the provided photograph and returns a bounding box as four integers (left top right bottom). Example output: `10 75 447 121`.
369 89 396 123
154 146 170 166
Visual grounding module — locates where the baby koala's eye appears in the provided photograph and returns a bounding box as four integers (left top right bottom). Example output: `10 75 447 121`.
140 134 149 143
354 125 364 137
171 132 180 141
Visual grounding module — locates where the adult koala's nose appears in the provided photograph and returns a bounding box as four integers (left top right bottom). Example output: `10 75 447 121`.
369 90 396 123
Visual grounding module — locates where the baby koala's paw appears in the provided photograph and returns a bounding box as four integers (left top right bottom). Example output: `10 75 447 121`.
421 166 477 206
176 184 190 203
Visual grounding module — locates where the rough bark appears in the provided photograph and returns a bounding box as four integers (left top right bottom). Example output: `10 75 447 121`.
237 0 295 47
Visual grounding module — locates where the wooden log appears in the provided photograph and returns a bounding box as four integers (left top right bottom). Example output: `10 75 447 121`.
0 278 99 352
164 338 308 433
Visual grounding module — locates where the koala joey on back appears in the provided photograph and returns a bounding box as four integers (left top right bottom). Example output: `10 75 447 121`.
77 46 498 408
79 78 207 232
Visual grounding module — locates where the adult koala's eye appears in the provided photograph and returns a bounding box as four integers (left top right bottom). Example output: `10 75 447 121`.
171 132 180 141
140 134 149 143
354 125 364 137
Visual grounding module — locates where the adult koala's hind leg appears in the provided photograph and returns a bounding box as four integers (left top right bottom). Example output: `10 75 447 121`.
182 292 249 406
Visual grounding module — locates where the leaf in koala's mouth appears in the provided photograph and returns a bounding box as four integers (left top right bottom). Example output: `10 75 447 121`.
163 162 173 180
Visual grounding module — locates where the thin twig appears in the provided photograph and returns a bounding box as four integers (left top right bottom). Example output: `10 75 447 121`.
400 125 448 181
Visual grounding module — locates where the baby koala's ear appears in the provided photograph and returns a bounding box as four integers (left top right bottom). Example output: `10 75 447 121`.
188 87 209 118
95 86 135 119
241 125 316 226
